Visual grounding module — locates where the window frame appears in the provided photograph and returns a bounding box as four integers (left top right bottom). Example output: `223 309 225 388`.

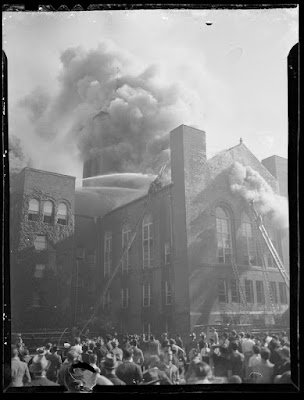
28 198 40 221
270 281 278 304
215 206 233 264
57 202 68 225
142 215 153 269
121 287 129 309
103 290 111 309
256 280 265 305
165 281 172 305
34 235 47 251
245 280 254 303
143 283 151 307
104 231 112 277
122 223 132 273
240 212 258 266
278 282 288 305
43 200 53 224
218 279 228 303
230 279 240 303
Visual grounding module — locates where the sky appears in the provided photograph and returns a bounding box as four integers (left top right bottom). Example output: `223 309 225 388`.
3 8 298 185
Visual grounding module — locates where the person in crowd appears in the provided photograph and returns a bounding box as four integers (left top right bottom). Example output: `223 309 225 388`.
248 344 261 375
241 333 255 378
254 347 275 383
228 342 245 380
175 334 184 350
159 348 179 384
273 370 292 384
81 344 90 364
160 333 169 347
71 337 83 359
116 348 143 385
278 331 289 345
238 332 244 346
45 345 62 382
143 355 173 385
219 332 230 348
269 339 283 366
198 332 208 352
186 333 199 362
16 342 25 362
62 342 71 362
81 353 113 387
274 347 290 378
263 332 273 347
11 346 31 387
45 343 52 357
29 349 59 387
209 344 230 378
102 353 126 385
131 339 145 368
209 328 219 345
111 339 123 363
21 348 32 365
185 361 212 384
140 369 161 385
228 375 242 383
57 349 81 386
105 334 113 352
94 340 108 366
148 334 162 357
200 341 211 365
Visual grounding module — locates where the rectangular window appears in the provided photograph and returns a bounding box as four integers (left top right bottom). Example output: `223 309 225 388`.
28 199 39 221
143 219 153 269
34 235 46 250
245 280 254 303
230 279 240 303
34 264 45 279
165 281 172 305
165 241 171 265
279 282 288 304
103 290 111 309
104 233 112 276
87 249 96 266
270 282 278 304
256 280 265 304
122 229 132 273
143 283 151 307
218 279 228 303
121 288 129 308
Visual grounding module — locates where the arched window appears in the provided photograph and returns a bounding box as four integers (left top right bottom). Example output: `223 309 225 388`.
28 199 39 221
57 202 68 225
215 207 232 264
142 214 153 269
43 201 53 224
122 223 132 273
240 212 258 265
104 231 112 276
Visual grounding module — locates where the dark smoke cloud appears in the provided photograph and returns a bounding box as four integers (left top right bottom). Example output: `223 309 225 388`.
229 161 288 230
18 42 200 178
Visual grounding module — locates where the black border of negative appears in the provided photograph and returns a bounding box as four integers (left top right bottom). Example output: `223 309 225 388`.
2 2 300 395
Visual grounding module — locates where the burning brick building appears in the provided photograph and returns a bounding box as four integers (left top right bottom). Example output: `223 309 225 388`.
80 124 289 336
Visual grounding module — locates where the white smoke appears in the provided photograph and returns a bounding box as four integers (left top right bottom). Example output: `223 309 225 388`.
229 161 288 230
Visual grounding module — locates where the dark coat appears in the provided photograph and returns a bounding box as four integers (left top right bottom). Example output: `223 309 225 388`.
116 360 143 385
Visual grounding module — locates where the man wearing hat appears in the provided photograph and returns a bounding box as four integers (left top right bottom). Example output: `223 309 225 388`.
209 327 219 345
29 348 60 386
143 355 173 385
103 354 126 385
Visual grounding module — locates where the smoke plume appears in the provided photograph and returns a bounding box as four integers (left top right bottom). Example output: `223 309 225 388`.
17 42 203 179
229 161 288 230
9 135 31 178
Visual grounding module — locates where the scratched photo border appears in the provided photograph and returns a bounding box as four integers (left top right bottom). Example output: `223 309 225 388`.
2 2 300 394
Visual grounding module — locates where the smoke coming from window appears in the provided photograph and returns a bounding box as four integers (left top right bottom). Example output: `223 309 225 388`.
229 161 288 230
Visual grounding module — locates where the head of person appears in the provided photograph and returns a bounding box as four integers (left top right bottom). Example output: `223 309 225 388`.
162 339 170 349
45 343 52 351
191 361 212 381
50 345 58 354
209 338 215 346
67 349 81 364
82 344 88 353
274 371 292 384
228 375 242 383
252 345 260 355
230 342 239 352
74 337 81 345
239 332 244 339
29 354 50 377
200 332 206 340
130 339 138 347
260 347 271 361
89 342 95 352
11 346 19 358
111 340 117 348
89 353 97 365
104 354 118 373
149 355 160 369
169 338 176 345
164 348 173 364
219 345 228 357
123 348 133 360
105 334 112 343
230 330 237 338
22 347 30 356
245 333 251 339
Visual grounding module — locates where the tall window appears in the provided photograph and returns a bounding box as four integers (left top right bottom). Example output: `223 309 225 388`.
57 203 68 225
265 226 278 268
34 235 46 251
165 241 171 265
279 282 288 304
143 215 153 268
240 212 257 265
230 279 240 303
256 281 265 304
218 279 228 303
43 201 53 224
28 199 39 221
245 280 254 303
165 281 172 305
104 232 112 276
143 283 151 307
122 223 132 273
34 264 46 279
270 282 278 303
103 290 111 309
121 288 129 308
215 207 232 264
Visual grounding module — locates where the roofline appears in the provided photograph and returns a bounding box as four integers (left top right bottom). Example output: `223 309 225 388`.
21 167 76 180
261 154 288 162
101 182 173 219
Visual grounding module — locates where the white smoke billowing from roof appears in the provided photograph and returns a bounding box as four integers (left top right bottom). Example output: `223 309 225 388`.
17 42 203 178
229 161 288 230
9 135 32 178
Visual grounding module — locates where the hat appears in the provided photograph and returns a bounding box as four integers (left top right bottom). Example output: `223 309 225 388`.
29 355 49 374
104 354 118 369
36 347 46 355
64 343 71 349
141 370 161 385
